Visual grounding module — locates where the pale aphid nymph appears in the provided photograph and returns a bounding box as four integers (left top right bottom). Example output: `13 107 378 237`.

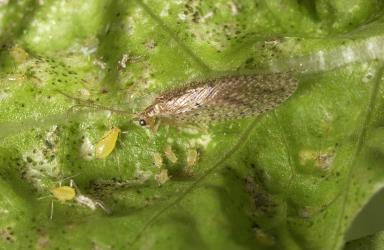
95 127 121 159
138 72 298 131
50 186 76 203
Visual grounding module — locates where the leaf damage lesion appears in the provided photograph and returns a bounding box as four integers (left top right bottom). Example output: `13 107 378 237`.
299 147 336 171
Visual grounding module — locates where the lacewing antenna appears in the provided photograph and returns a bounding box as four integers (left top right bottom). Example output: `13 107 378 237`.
55 89 136 118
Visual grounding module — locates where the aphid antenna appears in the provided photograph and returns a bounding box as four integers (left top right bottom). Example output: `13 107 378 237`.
117 129 129 148
55 89 134 117
118 138 127 148
36 195 51 200
94 200 110 214
68 179 81 195
54 173 80 186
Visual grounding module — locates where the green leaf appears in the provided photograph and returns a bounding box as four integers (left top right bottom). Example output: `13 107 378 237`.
0 0 384 249
344 231 384 250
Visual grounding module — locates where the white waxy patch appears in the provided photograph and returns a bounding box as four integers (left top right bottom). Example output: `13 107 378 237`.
0 0 9 5
0 208 9 214
160 3 170 17
75 195 109 213
317 50 325 71
118 54 129 69
22 126 61 190
178 13 187 21
93 58 107 69
80 46 97 56
7 76 19 81
342 47 356 63
200 12 213 23
0 89 10 101
366 39 377 58
188 134 212 149
80 136 94 160
229 1 238 15
134 164 153 182
181 127 200 135
79 88 90 97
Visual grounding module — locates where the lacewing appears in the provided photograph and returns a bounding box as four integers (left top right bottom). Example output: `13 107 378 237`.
137 72 298 131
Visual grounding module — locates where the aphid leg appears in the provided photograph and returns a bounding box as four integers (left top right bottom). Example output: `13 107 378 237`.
118 130 129 147
95 201 111 214
50 200 54 220
119 130 129 149
37 195 51 200
37 192 56 220
70 179 80 193
118 138 127 148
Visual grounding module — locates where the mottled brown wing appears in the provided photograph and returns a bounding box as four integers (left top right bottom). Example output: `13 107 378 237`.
158 72 298 123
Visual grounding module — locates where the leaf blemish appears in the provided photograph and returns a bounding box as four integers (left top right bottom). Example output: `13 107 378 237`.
299 147 336 171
